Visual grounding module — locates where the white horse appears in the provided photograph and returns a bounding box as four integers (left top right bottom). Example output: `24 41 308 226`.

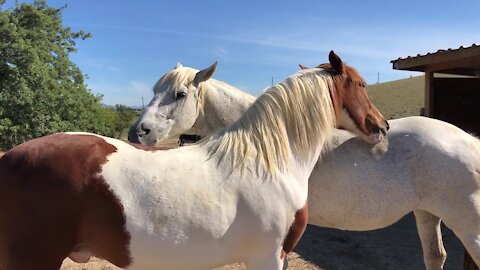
0 51 387 270
129 63 480 270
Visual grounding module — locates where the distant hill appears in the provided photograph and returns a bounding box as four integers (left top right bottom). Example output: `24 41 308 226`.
367 75 424 120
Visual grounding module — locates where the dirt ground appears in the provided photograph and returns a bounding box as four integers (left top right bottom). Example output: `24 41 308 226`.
61 213 464 270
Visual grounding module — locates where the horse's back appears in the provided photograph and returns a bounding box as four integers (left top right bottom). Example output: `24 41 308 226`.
309 116 480 230
0 133 131 269
384 117 480 228
393 117 480 177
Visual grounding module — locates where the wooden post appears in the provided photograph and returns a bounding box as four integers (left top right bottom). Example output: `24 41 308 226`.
424 71 434 117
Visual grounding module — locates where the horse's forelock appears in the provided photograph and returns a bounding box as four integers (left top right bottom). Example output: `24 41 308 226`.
154 67 198 94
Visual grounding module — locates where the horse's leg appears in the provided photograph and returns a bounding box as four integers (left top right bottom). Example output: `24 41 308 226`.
246 247 284 270
440 192 480 270
464 249 479 270
414 210 447 270
451 230 480 270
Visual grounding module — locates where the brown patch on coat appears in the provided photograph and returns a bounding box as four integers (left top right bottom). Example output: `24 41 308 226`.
0 133 131 270
281 203 308 259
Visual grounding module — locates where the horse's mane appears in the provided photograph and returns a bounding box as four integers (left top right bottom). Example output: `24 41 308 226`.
201 68 336 175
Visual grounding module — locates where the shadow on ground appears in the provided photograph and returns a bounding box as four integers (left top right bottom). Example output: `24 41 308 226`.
295 213 463 270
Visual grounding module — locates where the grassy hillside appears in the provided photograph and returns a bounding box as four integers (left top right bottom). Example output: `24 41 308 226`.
367 75 424 120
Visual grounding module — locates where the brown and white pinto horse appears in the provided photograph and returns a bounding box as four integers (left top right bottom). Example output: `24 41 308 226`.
0 51 387 270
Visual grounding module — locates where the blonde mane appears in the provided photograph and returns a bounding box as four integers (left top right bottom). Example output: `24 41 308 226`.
202 68 336 175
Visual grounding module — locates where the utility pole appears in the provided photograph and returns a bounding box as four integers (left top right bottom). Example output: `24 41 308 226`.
142 97 145 109
271 76 274 86
377 72 380 84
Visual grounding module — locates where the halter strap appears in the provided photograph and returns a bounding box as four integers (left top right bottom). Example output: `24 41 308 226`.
178 134 202 146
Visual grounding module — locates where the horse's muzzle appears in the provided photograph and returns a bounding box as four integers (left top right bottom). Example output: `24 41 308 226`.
127 125 140 143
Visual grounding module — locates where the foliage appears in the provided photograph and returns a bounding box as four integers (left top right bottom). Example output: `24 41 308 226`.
0 0 117 150
112 105 140 133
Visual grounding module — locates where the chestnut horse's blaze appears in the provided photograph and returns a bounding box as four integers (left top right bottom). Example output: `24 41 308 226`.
0 134 130 270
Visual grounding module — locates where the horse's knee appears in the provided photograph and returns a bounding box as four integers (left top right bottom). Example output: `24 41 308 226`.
424 249 447 270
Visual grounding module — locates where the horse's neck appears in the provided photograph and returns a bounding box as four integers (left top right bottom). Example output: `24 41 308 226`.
189 81 255 137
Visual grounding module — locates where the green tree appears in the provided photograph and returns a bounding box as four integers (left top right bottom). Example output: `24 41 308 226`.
0 0 116 150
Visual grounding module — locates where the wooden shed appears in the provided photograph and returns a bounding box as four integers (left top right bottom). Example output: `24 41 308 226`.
391 44 480 133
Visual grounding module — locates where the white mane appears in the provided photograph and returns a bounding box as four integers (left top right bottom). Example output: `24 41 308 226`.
202 68 336 175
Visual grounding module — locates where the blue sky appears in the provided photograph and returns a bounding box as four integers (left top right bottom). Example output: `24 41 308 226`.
5 0 480 106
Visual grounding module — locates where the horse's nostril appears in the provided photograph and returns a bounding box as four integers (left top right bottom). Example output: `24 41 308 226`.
136 128 146 137
380 127 387 136
137 123 152 137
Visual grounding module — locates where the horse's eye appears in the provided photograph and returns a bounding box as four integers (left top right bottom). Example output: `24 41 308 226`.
176 91 187 100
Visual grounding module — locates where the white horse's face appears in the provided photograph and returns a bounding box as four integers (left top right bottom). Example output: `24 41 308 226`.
128 62 217 146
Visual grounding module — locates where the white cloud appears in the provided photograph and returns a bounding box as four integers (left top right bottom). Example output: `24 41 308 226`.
212 46 229 61
87 82 153 107
129 81 151 94
74 56 122 74
77 21 479 89
75 22 479 62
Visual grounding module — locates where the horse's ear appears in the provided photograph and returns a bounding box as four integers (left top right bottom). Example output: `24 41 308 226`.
299 64 309 70
193 62 217 87
329 51 344 73
174 62 183 69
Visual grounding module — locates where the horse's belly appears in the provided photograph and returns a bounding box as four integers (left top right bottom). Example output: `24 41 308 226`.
308 175 417 231
126 232 238 270
309 200 412 231
124 210 283 269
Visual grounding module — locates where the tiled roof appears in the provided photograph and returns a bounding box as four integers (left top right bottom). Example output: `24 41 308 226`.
391 43 480 75
391 43 480 63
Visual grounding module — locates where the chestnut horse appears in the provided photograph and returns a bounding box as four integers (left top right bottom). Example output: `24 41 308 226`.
0 51 387 270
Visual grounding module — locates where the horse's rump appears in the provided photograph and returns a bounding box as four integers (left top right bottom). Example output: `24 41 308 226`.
0 133 131 269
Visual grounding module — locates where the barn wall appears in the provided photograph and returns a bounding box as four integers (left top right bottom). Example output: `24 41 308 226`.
433 78 480 134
